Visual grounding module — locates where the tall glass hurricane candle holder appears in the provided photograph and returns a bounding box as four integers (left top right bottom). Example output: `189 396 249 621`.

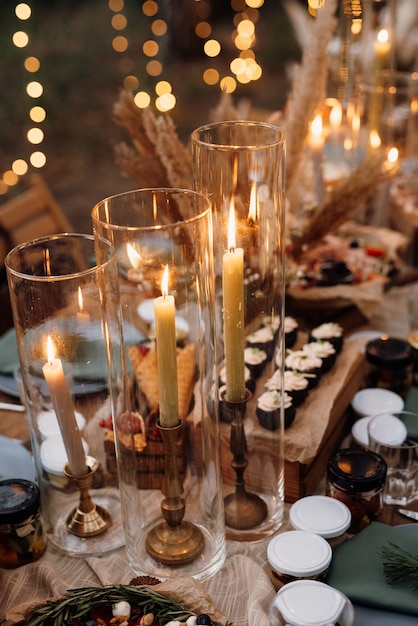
92 188 226 580
191 121 286 541
5 233 125 556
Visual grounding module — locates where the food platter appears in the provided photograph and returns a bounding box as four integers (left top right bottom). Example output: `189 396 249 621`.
11 582 230 626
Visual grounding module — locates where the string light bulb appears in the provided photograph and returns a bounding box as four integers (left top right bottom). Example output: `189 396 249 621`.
108 0 175 112
1 2 47 193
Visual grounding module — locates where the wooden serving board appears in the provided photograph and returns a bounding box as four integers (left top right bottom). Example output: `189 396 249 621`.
219 335 366 502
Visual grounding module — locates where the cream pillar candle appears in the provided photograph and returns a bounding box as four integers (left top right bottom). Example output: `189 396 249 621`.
154 265 179 427
42 335 88 477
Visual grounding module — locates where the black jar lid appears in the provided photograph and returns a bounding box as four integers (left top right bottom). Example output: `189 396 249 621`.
328 449 387 492
0 479 40 524
365 337 414 370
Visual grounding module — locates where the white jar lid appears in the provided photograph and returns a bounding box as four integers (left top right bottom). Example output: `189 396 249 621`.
351 388 404 417
267 530 332 577
270 580 354 626
40 435 89 475
37 409 85 440
368 412 408 446
351 415 373 448
289 495 351 539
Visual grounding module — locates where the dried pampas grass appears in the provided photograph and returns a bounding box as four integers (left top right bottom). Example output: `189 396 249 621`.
113 90 193 192
284 0 337 191
291 155 399 258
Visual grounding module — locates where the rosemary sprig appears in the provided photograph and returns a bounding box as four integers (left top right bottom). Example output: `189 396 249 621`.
23 584 220 626
380 542 418 591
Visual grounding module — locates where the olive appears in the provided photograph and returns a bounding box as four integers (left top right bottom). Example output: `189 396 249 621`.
196 614 212 625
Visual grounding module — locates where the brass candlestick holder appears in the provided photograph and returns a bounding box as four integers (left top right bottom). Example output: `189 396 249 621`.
223 390 268 529
146 420 204 565
64 456 112 537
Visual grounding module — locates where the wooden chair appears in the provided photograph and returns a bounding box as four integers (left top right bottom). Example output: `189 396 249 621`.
0 175 73 333
0 174 72 256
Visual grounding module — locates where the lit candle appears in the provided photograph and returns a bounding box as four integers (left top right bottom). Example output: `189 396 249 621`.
222 201 246 403
126 243 143 283
42 335 88 476
76 287 90 324
310 114 325 206
154 265 179 428
374 28 390 74
329 101 342 134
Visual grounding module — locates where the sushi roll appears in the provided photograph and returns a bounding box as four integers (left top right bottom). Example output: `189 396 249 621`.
302 340 337 373
256 390 296 431
285 350 322 389
309 322 343 354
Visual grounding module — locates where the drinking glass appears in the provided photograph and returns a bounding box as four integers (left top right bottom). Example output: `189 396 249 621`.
5 233 125 556
191 120 286 540
368 410 418 505
92 188 226 580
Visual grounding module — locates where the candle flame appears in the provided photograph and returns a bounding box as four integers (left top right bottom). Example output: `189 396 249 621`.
127 243 142 269
77 287 84 312
152 193 158 221
46 335 55 364
377 28 389 45
352 113 360 134
311 114 323 138
227 198 236 251
44 248 51 277
369 129 381 149
387 147 398 163
329 102 342 129
248 182 259 224
161 265 169 297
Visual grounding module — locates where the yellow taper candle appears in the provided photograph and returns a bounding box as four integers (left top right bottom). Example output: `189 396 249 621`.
154 265 179 427
42 335 88 477
222 201 246 403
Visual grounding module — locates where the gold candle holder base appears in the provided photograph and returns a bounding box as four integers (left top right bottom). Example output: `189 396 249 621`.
223 390 268 530
64 456 111 538
146 420 204 565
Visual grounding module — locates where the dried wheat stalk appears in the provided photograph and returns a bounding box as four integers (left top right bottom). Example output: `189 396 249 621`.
113 90 196 222
284 0 337 191
113 90 193 192
291 154 399 258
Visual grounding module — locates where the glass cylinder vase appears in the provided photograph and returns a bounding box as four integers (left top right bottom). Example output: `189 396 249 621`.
191 121 286 541
92 188 226 580
5 233 125 557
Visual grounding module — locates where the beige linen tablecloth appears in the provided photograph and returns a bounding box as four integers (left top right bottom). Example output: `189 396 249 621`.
1 531 288 626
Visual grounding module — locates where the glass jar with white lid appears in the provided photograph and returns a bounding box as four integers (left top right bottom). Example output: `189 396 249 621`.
268 579 355 626
267 530 332 590
289 495 352 547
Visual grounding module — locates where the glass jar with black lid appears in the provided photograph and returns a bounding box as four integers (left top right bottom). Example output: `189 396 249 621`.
365 336 414 398
327 449 387 534
0 479 47 568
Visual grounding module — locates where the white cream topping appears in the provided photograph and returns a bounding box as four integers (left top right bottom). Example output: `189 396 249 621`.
302 341 335 358
245 346 267 365
284 316 298 332
284 370 309 391
262 315 281 331
311 322 343 339
257 390 292 411
285 350 322 371
247 326 274 344
265 369 309 392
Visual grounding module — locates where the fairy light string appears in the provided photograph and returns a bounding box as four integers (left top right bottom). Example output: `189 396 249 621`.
1 2 47 194
108 0 175 112
199 0 264 95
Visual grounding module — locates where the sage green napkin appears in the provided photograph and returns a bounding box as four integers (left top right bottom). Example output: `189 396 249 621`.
328 522 418 616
